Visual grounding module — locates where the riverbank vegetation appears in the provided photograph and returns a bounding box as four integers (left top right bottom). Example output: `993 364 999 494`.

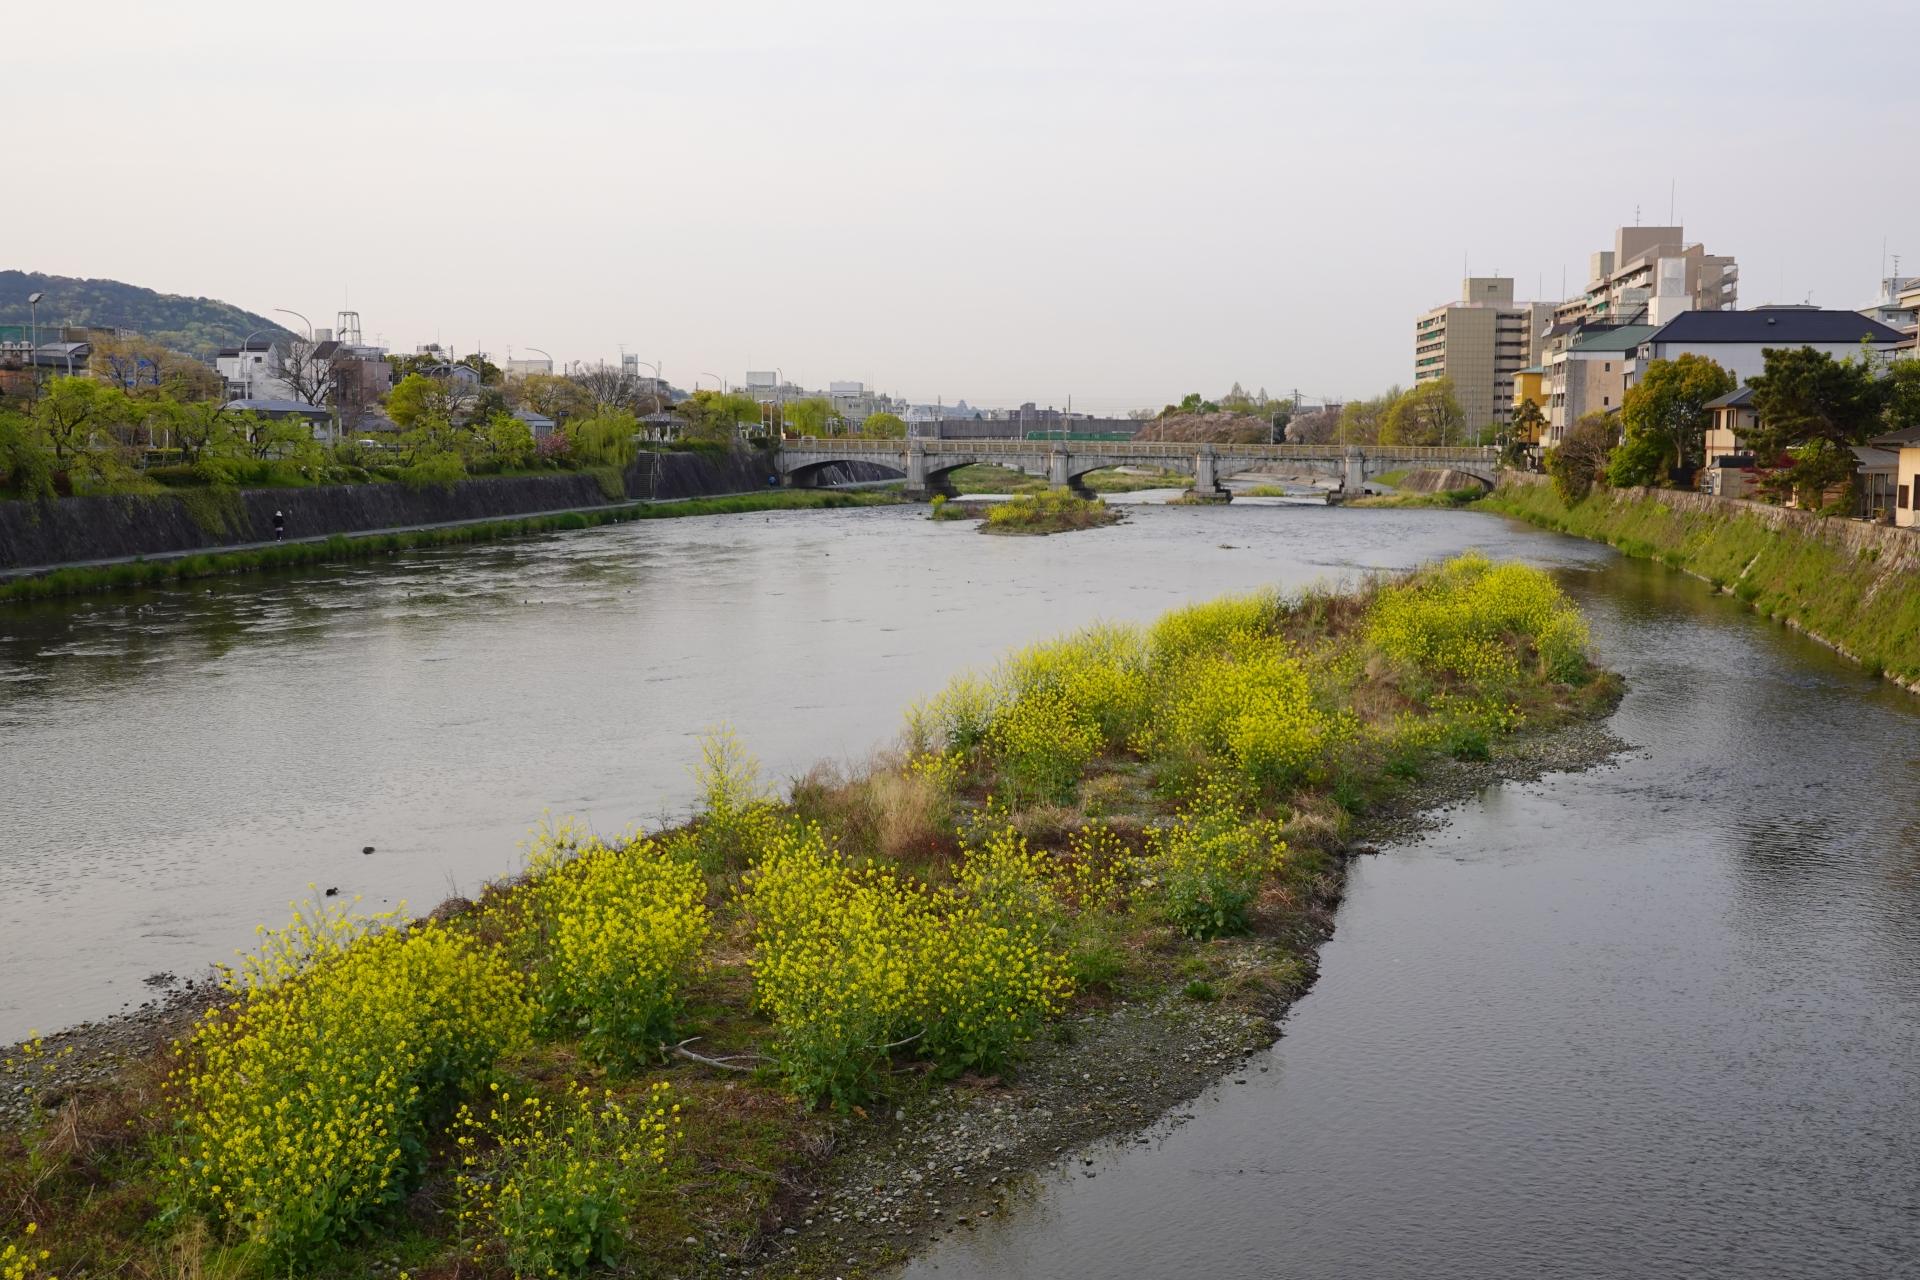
0 491 901 606
1482 479 1920 683
0 368 772 506
1351 487 1484 509
979 490 1123 535
0 556 1615 1278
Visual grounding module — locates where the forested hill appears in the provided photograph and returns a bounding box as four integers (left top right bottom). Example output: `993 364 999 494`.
0 271 292 356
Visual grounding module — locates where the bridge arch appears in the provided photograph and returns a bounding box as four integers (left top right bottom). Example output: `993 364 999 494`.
784 458 907 488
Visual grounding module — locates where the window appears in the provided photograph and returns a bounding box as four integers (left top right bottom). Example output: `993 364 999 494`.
1902 485 1911 511
1604 362 1612 372
1603 396 1610 407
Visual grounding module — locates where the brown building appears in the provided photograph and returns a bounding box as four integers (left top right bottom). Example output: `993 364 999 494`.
1413 277 1553 434
1552 225 1738 328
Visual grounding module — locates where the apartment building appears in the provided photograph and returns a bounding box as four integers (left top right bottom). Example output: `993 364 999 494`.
1540 325 1656 444
1413 277 1553 432
1552 225 1738 329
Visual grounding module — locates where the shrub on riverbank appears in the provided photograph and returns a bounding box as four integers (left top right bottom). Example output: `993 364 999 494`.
3 556 1612 1277
982 489 1123 535
519 829 710 1069
167 909 533 1258
453 1081 679 1277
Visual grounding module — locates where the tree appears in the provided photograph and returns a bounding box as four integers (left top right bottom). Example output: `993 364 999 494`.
272 336 350 420
160 399 237 464
90 334 222 402
0 409 55 501
479 411 535 469
1607 354 1735 488
510 373 593 424
32 377 129 466
783 397 836 436
1546 411 1616 503
861 411 908 438
234 410 311 461
672 389 761 442
1284 406 1339 444
458 352 503 386
1746 347 1883 456
1511 398 1547 447
1876 357 1920 434
1381 379 1465 445
1335 388 1400 444
573 363 659 416
564 410 640 467
1167 392 1220 416
387 373 478 431
1746 347 1883 506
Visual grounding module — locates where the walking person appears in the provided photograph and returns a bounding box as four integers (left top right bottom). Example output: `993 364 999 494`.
272 509 286 542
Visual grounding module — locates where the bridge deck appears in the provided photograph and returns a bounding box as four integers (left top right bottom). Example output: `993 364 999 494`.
780 439 1496 462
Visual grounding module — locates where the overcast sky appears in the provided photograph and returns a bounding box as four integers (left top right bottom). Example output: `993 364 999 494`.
8 0 1915 411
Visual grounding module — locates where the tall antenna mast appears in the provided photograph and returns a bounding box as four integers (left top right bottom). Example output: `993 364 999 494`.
1668 179 1675 225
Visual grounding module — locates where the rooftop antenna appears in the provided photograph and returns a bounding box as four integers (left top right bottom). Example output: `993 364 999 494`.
1668 179 1675 225
1634 203 1641 226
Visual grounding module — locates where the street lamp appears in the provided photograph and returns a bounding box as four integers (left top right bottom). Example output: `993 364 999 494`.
524 346 554 374
26 291 43 366
629 357 663 416
235 329 273 402
273 307 313 339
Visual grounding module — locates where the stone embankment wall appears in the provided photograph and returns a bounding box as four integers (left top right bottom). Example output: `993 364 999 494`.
0 449 893 572
1487 472 1920 687
1394 468 1492 494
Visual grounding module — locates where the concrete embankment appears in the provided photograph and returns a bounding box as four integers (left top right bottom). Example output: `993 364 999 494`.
0 450 895 574
1482 472 1920 687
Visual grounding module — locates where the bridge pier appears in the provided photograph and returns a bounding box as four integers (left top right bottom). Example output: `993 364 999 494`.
902 440 954 501
1343 448 1367 494
1185 446 1231 503
1047 447 1072 491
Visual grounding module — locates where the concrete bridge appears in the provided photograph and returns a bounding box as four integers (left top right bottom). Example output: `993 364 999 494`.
776 438 1501 500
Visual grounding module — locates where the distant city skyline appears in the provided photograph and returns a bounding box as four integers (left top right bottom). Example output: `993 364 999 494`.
8 0 1916 413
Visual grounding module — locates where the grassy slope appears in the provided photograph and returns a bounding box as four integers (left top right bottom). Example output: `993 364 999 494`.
1480 481 1920 682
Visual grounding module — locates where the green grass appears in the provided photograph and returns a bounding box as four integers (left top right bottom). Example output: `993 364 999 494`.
1351 487 1483 509
1077 468 1188 494
981 490 1124 536
1480 479 1920 684
0 490 901 606
1372 468 1411 486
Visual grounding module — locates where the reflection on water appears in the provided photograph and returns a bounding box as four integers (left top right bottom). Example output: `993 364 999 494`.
898 553 1920 1280
0 503 1594 1039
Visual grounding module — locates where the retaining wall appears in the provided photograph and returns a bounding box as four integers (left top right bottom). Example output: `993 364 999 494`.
0 448 882 572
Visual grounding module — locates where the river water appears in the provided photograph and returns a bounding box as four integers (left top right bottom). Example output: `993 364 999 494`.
2 502 1916 1275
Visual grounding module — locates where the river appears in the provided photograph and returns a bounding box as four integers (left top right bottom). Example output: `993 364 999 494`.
2 501 1916 1275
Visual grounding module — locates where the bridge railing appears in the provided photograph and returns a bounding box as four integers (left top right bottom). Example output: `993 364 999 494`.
780 438 1497 461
